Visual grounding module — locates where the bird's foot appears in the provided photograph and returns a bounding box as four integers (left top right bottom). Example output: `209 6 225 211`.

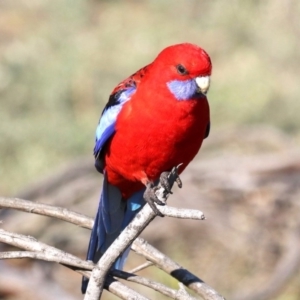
144 182 165 217
159 164 183 194
143 164 183 217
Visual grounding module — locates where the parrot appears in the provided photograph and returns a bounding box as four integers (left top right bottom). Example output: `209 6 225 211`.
82 43 212 293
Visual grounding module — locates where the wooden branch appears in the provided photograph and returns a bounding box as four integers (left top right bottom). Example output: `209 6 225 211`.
0 235 196 300
0 190 222 300
84 200 157 299
0 197 93 229
84 166 182 300
3 148 299 300
111 269 198 300
132 238 226 300
0 229 93 270
0 197 205 225
105 276 150 300
0 232 149 300
158 205 205 220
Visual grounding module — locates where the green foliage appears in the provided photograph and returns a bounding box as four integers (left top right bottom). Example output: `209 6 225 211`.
1 0 299 193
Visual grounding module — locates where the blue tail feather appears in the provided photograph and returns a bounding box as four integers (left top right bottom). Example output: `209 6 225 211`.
81 173 145 294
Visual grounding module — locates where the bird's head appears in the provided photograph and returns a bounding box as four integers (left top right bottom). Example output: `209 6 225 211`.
151 43 212 101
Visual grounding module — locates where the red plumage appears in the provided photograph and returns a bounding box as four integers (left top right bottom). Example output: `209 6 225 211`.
82 43 212 293
104 43 212 199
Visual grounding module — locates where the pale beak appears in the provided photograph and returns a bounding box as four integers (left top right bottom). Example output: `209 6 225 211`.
195 76 210 95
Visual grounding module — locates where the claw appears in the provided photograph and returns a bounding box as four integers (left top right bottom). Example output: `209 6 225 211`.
175 175 182 188
162 163 183 192
143 183 164 217
159 172 173 194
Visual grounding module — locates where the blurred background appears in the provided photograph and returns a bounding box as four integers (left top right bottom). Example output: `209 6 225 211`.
1 0 300 299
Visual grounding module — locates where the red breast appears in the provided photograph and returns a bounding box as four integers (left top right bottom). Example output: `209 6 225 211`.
104 84 209 199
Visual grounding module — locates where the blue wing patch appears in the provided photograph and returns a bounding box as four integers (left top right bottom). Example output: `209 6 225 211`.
93 86 136 170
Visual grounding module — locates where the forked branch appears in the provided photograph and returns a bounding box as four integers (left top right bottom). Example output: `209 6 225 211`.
0 168 224 300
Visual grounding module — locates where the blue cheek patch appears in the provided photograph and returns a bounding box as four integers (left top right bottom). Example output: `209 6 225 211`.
167 79 198 101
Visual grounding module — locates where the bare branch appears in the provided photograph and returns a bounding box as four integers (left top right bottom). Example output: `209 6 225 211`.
84 203 157 299
0 240 200 300
0 190 221 300
178 283 195 299
132 238 226 300
0 250 90 267
111 269 198 300
158 205 205 220
0 197 204 227
0 197 93 229
0 233 149 300
105 276 150 300
0 229 93 270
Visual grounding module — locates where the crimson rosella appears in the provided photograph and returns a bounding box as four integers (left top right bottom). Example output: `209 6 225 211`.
82 43 212 293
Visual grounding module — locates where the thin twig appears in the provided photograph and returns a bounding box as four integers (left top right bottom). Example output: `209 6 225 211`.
129 261 154 273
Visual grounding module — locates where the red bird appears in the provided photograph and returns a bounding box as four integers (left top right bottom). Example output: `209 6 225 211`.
82 43 212 293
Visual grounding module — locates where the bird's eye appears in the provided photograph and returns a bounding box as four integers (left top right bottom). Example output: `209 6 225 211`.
176 64 188 75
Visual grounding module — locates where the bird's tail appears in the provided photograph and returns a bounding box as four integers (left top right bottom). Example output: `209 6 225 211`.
81 172 145 294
